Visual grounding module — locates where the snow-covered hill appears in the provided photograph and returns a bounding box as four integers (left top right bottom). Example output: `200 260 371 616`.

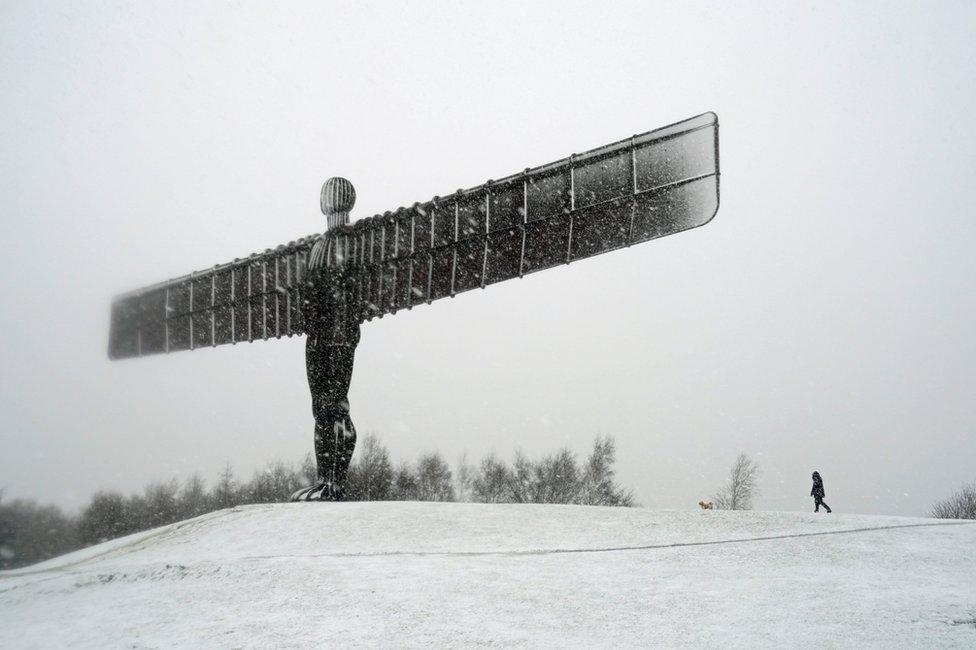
1 503 974 647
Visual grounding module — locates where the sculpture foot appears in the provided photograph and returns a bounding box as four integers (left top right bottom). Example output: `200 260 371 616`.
290 481 338 502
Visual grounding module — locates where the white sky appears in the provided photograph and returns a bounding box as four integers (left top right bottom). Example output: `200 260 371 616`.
1 1 974 516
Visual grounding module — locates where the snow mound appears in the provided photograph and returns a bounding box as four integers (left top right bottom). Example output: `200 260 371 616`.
2 503 975 647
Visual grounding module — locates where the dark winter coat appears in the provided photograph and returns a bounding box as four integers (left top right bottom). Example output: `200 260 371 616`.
811 472 825 499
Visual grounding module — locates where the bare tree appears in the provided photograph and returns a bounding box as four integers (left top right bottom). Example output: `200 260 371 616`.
472 454 512 503
453 453 475 502
178 473 210 519
713 453 760 510
416 453 455 502
346 434 394 501
299 453 317 486
212 462 239 510
141 480 181 528
392 462 419 500
506 450 535 504
578 435 635 507
244 461 304 504
931 482 976 520
533 449 580 504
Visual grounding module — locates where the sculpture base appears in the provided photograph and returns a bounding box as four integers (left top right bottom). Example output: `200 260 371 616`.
290 481 340 502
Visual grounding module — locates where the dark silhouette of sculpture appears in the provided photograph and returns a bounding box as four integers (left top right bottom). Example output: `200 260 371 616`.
293 178 361 500
107 113 721 502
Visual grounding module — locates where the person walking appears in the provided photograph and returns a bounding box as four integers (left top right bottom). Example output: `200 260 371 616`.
811 471 832 513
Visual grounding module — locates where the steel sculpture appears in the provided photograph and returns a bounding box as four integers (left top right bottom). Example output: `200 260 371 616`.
108 112 721 501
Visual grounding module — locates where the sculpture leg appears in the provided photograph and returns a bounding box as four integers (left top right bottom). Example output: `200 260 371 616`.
291 337 358 501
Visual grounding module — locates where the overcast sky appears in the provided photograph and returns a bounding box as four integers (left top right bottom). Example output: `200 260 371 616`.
1 1 974 516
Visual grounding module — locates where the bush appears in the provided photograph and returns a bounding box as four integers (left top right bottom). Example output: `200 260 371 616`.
931 483 976 520
78 491 130 545
471 436 634 506
0 493 79 569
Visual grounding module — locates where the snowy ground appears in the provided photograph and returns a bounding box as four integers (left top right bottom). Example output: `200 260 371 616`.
1 503 974 648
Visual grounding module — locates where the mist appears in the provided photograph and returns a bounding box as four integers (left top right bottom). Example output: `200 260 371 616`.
1 1 974 517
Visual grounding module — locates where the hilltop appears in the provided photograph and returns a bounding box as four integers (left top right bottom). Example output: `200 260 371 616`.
2 503 974 647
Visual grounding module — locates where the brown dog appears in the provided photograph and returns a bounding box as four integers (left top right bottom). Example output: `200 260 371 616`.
698 501 713 510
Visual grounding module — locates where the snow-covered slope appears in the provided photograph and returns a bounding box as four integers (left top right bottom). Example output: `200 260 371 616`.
1 503 974 648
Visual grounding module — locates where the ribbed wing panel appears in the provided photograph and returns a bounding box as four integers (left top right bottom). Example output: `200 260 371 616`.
331 112 719 321
108 241 315 359
109 112 719 359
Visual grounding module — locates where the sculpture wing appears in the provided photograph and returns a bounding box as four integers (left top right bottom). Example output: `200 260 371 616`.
109 112 719 359
327 112 720 322
108 241 316 359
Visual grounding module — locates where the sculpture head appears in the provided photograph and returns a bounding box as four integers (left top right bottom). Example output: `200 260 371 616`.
320 177 356 230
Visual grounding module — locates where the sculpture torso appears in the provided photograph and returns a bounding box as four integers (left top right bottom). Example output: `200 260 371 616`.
295 232 361 501
304 235 361 346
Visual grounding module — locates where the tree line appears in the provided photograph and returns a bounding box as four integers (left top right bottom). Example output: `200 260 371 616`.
0 434 633 570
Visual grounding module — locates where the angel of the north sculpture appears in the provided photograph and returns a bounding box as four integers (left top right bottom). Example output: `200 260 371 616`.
108 112 720 501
